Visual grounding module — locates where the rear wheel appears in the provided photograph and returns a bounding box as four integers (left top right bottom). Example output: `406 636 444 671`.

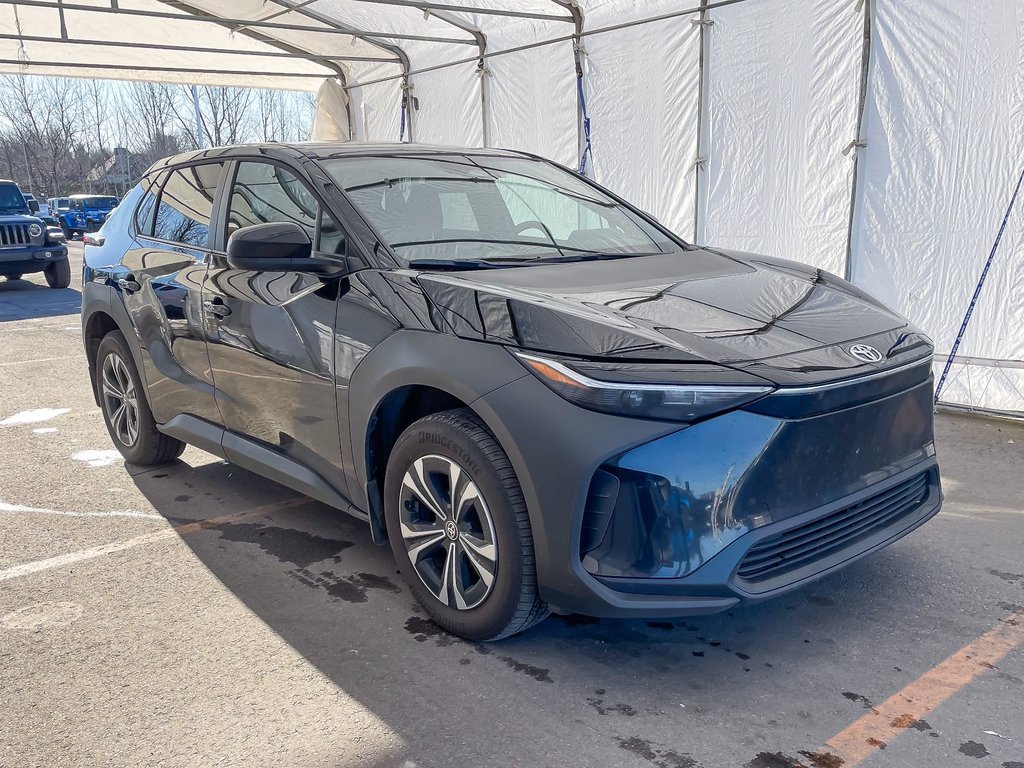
44 259 71 289
385 408 548 641
96 330 184 465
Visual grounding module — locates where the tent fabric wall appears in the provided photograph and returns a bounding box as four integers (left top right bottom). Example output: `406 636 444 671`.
583 0 701 237
698 0 862 277
851 0 1024 414
473 17 577 167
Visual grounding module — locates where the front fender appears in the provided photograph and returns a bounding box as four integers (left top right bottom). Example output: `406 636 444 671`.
345 331 529 513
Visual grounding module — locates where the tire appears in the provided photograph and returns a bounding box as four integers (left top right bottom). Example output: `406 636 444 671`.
44 259 71 289
60 222 72 239
4 273 22 281
96 330 185 466
384 408 548 641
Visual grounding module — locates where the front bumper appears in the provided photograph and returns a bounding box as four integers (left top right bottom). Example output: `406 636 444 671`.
477 362 941 618
0 244 69 273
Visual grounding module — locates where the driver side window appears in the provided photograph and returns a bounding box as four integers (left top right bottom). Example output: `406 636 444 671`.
228 161 344 254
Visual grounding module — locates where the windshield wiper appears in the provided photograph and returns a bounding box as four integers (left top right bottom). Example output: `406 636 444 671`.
525 251 664 264
406 258 532 270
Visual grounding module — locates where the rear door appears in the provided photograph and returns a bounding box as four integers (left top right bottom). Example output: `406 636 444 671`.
120 162 226 426
202 159 346 490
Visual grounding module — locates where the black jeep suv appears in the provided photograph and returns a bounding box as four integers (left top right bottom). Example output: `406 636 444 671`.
82 143 941 640
0 179 70 287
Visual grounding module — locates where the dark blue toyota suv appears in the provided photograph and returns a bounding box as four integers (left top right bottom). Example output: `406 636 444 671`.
81 143 942 640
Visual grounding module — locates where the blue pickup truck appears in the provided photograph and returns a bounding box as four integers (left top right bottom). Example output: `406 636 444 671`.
0 179 70 288
50 193 118 238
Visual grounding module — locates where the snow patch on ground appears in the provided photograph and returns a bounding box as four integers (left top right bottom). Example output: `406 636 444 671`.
71 449 122 468
32 427 58 434
0 408 70 426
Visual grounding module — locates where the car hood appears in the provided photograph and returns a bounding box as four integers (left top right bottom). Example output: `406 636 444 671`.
414 248 931 386
0 212 38 222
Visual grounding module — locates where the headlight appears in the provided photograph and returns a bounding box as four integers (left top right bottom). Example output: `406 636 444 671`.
514 352 774 423
28 223 42 237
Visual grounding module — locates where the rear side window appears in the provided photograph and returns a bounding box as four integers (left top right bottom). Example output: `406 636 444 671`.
152 163 224 247
133 174 163 236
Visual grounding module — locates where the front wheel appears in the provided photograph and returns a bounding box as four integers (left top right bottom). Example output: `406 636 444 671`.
385 408 548 641
44 259 71 289
96 330 185 465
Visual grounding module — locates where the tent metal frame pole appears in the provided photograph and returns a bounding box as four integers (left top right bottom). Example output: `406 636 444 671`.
160 0 357 139
420 7 490 147
552 1 587 174
844 0 874 282
0 33 399 64
692 0 711 242
338 0 754 90
351 0 573 23
0 58 332 79
265 0 415 142
0 0 477 43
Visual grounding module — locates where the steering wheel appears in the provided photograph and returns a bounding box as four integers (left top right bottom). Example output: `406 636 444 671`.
513 220 548 236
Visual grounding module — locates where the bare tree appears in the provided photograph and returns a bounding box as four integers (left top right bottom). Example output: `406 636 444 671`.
0 74 315 194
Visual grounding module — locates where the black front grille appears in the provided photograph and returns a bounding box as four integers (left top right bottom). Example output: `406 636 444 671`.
0 223 32 247
736 471 931 585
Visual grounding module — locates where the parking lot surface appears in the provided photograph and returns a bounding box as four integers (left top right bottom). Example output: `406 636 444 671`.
2 244 1022 768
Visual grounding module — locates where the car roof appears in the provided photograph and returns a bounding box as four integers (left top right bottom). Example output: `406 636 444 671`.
69 194 116 198
147 141 533 174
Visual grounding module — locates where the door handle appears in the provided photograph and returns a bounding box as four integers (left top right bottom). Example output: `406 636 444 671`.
116 276 141 293
203 299 232 319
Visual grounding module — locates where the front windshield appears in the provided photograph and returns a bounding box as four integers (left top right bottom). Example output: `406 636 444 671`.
320 154 681 265
0 184 27 211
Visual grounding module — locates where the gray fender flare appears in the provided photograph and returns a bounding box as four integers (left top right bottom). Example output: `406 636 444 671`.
345 331 529 537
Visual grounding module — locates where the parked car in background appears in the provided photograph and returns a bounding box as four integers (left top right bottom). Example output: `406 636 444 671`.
0 178 70 287
54 194 118 238
47 196 70 217
81 143 942 640
21 193 50 218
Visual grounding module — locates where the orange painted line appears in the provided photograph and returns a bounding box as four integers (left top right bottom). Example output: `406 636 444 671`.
824 610 1024 766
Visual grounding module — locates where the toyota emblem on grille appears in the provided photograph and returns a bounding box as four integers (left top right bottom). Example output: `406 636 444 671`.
849 344 884 363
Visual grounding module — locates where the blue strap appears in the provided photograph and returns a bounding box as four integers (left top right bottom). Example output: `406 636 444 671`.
576 61 593 176
934 163 1024 404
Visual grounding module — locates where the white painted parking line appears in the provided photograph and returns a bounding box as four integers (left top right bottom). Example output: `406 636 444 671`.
0 497 310 583
0 356 77 367
0 501 161 520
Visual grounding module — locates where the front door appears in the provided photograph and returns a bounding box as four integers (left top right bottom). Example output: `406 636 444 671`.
121 163 225 426
202 160 346 492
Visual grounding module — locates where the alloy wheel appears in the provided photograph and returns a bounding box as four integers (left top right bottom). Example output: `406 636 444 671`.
398 454 498 610
101 352 140 447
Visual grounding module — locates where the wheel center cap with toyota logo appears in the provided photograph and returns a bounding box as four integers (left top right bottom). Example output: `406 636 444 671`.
849 344 884 364
444 520 459 540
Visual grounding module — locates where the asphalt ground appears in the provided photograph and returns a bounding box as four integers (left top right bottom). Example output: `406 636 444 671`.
1 243 1022 768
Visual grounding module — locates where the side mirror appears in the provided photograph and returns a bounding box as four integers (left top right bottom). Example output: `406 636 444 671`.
226 221 347 276
28 199 39 213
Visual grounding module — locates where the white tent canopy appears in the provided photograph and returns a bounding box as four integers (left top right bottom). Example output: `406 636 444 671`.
2 0 1022 416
